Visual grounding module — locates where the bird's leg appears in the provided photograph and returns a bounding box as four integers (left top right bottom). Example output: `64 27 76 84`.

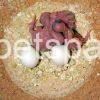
29 15 38 33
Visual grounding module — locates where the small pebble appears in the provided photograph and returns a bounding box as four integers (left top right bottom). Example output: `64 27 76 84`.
60 73 66 80
37 71 43 76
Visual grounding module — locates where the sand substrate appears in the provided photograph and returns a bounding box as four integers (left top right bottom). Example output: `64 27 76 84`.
3 1 97 98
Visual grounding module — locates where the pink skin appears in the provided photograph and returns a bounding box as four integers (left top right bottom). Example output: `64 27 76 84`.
29 16 37 34
29 18 64 51
29 11 90 51
53 22 66 33
50 12 58 29
29 18 52 51
64 28 74 41
41 10 76 30
40 11 76 30
57 10 76 29
64 29 90 50
50 31 64 44
32 29 53 51
40 12 51 29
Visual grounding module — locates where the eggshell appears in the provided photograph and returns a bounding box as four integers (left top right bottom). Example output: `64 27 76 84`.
51 45 70 66
20 46 39 68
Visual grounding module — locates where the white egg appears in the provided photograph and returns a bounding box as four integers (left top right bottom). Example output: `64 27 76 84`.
20 46 39 68
51 45 70 66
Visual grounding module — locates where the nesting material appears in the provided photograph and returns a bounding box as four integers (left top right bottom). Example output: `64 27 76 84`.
3 1 96 98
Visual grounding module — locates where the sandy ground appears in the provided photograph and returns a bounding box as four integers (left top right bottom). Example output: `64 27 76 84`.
0 59 100 100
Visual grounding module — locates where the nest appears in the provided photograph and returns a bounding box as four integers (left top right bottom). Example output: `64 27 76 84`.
3 1 97 98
